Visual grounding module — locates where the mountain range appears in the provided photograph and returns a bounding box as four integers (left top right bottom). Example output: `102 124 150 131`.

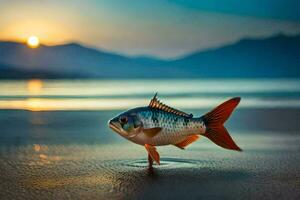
0 34 299 79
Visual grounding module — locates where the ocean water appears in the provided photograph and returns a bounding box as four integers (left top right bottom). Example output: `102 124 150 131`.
0 79 299 199
0 79 300 111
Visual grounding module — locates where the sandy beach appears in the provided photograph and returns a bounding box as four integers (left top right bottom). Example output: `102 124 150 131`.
0 108 299 199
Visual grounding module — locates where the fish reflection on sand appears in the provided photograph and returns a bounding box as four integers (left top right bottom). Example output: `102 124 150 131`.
109 94 242 167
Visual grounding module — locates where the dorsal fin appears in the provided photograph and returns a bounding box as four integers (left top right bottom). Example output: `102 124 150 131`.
148 93 193 118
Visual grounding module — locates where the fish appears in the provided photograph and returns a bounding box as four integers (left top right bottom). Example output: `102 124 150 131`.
108 93 242 167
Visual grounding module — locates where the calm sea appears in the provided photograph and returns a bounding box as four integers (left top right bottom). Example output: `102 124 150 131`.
0 79 299 111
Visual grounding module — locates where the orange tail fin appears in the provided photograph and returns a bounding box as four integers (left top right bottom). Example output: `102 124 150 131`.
202 97 242 151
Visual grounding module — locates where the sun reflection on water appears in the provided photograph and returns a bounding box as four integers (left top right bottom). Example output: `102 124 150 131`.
27 79 43 95
0 97 299 111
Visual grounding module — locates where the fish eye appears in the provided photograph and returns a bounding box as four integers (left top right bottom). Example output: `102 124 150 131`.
119 116 128 124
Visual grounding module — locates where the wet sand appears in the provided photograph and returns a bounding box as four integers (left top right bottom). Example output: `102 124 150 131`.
0 108 300 199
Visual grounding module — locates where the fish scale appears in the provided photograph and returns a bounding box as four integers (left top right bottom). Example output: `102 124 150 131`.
137 109 204 145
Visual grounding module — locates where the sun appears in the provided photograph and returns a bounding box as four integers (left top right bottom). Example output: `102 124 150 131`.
27 36 40 48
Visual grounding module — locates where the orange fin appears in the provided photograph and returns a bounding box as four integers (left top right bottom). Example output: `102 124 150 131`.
203 97 241 127
144 144 160 165
143 127 162 137
174 135 200 149
204 126 241 151
202 97 242 151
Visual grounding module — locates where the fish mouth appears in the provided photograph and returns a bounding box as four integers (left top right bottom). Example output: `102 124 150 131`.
109 120 122 134
109 121 119 132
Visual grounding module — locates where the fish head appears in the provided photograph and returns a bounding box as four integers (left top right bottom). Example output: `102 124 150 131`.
108 109 142 138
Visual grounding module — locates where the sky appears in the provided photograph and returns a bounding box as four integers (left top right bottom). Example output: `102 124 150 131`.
0 0 300 58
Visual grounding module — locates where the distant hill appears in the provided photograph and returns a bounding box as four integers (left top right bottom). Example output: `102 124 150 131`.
0 34 299 78
169 34 300 78
0 42 168 78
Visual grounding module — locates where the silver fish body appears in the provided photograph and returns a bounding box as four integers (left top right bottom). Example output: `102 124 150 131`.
126 107 205 146
108 94 241 167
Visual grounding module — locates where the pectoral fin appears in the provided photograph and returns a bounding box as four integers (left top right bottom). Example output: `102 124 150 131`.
143 127 162 138
145 144 160 165
174 135 200 149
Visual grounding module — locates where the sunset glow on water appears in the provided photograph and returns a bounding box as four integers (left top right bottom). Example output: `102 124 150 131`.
0 79 299 111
